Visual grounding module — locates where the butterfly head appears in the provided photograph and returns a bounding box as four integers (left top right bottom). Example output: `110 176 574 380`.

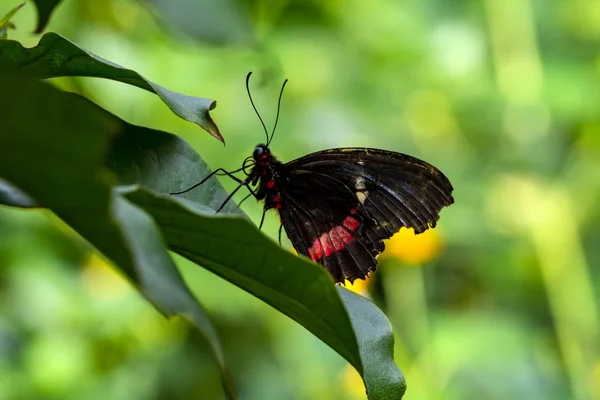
253 144 271 161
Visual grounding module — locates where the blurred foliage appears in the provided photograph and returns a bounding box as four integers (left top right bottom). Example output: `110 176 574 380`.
1 0 600 399
0 2 22 38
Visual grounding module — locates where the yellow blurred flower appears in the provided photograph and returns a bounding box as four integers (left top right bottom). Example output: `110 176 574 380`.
342 364 367 399
343 278 369 295
80 252 129 298
381 227 443 265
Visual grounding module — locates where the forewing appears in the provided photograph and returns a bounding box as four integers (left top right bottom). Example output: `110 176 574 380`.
284 148 453 234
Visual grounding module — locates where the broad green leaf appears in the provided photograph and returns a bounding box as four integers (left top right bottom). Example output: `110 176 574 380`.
0 77 235 399
101 114 406 398
31 0 61 33
0 32 223 142
122 186 406 399
0 3 24 39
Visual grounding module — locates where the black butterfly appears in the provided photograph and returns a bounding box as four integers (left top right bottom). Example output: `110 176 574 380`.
172 73 454 283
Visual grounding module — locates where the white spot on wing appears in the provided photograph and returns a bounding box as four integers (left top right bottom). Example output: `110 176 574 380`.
355 176 366 190
355 176 368 204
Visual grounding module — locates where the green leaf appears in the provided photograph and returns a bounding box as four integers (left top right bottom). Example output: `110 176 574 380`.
339 288 406 399
31 0 61 33
121 185 406 399
0 32 223 142
0 2 25 39
81 109 406 398
0 76 235 399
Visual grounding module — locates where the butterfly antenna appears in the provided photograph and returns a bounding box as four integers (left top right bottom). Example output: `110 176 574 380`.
246 72 269 144
267 78 288 146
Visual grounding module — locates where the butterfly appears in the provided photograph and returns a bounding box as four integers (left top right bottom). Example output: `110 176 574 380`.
172 73 454 284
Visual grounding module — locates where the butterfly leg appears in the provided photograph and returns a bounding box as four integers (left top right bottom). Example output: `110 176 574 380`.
216 176 255 212
172 167 260 213
170 167 245 195
278 224 284 246
258 209 267 230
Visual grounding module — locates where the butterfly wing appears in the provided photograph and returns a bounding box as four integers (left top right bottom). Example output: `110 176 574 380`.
278 148 454 283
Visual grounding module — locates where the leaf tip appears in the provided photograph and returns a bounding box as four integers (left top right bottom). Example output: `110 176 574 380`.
201 100 225 144
203 123 224 144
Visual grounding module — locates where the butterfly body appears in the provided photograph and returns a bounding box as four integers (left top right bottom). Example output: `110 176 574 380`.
251 144 285 211
249 144 454 283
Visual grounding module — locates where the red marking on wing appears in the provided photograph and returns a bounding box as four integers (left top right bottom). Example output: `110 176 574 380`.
308 216 361 261
266 181 275 189
342 215 360 231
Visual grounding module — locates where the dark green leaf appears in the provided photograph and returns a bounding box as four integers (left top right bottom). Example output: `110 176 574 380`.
103 114 405 398
0 76 235 399
102 109 405 398
122 186 405 399
31 0 61 33
0 32 223 142
0 2 25 39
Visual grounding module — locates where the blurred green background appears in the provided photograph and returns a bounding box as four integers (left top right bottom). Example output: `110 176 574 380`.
1 0 600 399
